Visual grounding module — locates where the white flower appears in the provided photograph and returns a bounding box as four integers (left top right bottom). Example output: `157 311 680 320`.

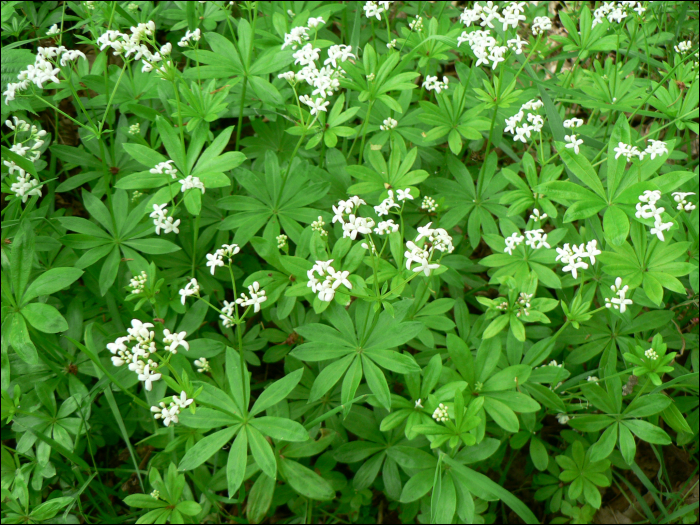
129 271 148 294
675 40 693 54
650 215 673 241
277 234 288 249
307 260 352 302
308 17 325 28
47 24 60 36
363 1 384 20
282 26 309 50
585 240 601 265
421 196 437 212
293 43 320 66
524 229 550 250
179 175 205 193
644 348 658 361
504 232 525 255
432 403 449 422
587 376 600 384
179 278 200 305
150 490 159 499
409 15 423 31
324 44 355 68
565 134 584 154
532 16 552 35
172 391 194 408
530 208 547 222
556 413 570 425
10 173 42 203
605 277 634 313
299 94 329 115
342 215 375 240
644 139 668 160
396 188 413 201
614 142 641 161
422 75 449 93
178 28 201 47
236 282 267 313
387 39 397 49
374 220 399 235
311 216 327 236
150 160 178 178
206 252 224 275
563 117 584 128
162 329 189 353
138 363 162 391
506 34 527 54
380 117 398 131
672 192 696 212
194 357 211 373
415 399 423 409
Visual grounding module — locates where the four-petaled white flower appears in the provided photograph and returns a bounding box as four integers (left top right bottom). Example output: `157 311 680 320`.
564 134 584 154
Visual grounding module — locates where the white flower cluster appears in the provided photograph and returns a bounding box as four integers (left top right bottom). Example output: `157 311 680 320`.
531 16 552 36
504 232 524 255
432 403 449 422
516 292 532 317
96 21 174 75
380 117 398 131
129 271 148 294
635 190 673 241
421 196 437 212
46 24 60 36
593 2 646 27
375 188 411 216
220 301 235 328
311 215 327 236
332 196 376 240
279 43 354 117
408 16 423 31
277 234 288 248
524 229 551 250
557 413 570 425
4 117 48 203
236 282 267 313
504 99 544 143
674 40 693 54
563 117 584 129
4 46 86 104
150 203 180 235
194 357 210 373
307 260 353 302
555 240 601 279
644 348 658 361
150 159 178 178
530 208 547 222
205 243 241 275
107 320 189 391
363 1 392 20
178 28 201 47
615 140 669 162
422 75 450 93
282 26 310 50
128 123 140 135
458 30 507 70
673 192 696 212
179 175 205 193
605 277 634 313
460 1 527 31
179 278 200 305
404 223 453 276
151 391 194 427
587 376 599 384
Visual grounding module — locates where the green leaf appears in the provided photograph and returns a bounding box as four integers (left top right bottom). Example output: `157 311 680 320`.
443 455 539 524
99 246 121 296
483 397 519 432
362 355 392 410
10 220 35 301
123 494 168 509
279 458 335 500
530 438 548 471
250 416 308 442
603 206 629 246
365 349 421 374
247 473 275 523
226 430 247 497
622 420 671 445
589 423 618 462
400 469 434 503
559 146 606 199
178 427 237 471
247 426 277 479
250 368 303 416
8 313 38 364
175 501 202 517
434 471 457 524
624 394 672 418
123 239 181 254
21 303 68 333
22 267 83 304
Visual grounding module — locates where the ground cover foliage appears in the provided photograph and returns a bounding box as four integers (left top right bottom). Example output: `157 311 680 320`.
1 1 699 523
